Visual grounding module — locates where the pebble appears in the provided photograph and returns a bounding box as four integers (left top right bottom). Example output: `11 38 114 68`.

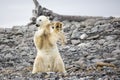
80 33 88 39
71 40 80 45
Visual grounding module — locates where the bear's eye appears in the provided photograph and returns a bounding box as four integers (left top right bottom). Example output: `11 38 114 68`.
52 27 54 29
56 26 59 28
39 19 41 21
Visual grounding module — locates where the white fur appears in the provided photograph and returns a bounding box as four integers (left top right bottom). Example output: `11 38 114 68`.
36 15 50 28
32 16 66 73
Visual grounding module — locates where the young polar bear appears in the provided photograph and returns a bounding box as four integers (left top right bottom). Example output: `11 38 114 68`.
32 15 66 73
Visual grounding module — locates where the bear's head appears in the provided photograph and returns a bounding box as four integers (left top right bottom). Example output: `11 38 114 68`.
51 22 63 33
36 15 50 28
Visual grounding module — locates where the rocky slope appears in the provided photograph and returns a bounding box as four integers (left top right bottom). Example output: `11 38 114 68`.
0 17 120 80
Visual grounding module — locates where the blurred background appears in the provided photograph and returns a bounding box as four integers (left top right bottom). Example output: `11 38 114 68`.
0 0 120 28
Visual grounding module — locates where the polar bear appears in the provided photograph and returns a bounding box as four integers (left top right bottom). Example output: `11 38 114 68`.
32 15 66 74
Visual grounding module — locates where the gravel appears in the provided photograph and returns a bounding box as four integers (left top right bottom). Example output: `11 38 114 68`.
0 17 120 80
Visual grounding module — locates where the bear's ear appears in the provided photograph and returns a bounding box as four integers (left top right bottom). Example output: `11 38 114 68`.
51 22 55 25
59 22 63 27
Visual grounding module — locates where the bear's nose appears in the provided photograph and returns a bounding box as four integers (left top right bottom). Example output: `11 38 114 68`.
36 24 40 27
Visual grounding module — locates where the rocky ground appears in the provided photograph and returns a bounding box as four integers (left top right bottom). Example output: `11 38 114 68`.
0 16 120 80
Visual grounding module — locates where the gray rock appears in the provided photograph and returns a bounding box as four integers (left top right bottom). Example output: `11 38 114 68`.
71 29 82 39
94 20 107 26
91 26 99 33
71 21 81 28
112 49 120 55
5 28 12 34
5 53 13 59
78 43 90 48
13 76 23 80
113 29 120 34
80 33 88 39
111 60 120 67
112 21 120 27
98 39 106 45
103 58 116 63
87 55 96 60
63 22 72 32
81 19 96 26
87 34 100 39
92 59 104 62
71 25 77 30
0 28 5 33
116 55 120 60
105 35 117 40
69 47 76 52
0 17 120 79
71 40 80 45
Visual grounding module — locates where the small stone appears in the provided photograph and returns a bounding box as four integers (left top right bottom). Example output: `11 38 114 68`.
71 29 82 39
75 58 85 66
69 47 76 52
98 78 103 80
5 53 13 59
91 26 98 33
92 59 104 63
71 40 80 45
116 55 120 60
5 28 12 33
87 55 96 60
22 62 30 66
87 35 100 39
80 33 88 39
112 49 120 55
78 43 90 48
13 76 22 80
103 58 116 63
111 60 120 67
0 28 5 33
98 39 106 45
71 25 76 30
105 35 117 40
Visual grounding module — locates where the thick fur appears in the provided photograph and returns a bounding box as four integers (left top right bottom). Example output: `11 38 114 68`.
32 16 66 73
51 21 67 45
